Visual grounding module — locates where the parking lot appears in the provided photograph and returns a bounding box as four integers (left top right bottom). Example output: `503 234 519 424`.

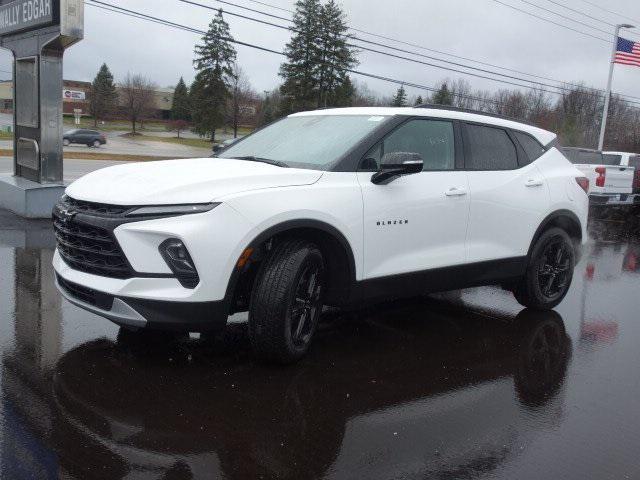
0 129 213 161
0 208 638 479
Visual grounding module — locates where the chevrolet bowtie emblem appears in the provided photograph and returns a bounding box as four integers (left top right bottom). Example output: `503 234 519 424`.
58 206 76 223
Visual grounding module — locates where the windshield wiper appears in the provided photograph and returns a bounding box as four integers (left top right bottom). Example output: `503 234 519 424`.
233 156 289 168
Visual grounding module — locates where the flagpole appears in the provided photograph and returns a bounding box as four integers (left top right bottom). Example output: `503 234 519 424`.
598 24 633 151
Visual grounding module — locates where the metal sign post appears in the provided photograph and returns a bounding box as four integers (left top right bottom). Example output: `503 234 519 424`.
0 0 83 218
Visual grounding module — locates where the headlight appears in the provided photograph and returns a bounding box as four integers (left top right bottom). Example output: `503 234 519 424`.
126 203 220 218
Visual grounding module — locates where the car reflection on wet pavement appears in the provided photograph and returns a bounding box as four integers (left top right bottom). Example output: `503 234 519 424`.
1 209 640 480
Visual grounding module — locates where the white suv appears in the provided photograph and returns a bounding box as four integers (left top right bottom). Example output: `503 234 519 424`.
53 106 589 362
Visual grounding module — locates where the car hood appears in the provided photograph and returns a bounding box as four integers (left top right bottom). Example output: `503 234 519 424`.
65 158 324 205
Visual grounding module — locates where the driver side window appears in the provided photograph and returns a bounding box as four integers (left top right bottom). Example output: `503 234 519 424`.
361 119 455 171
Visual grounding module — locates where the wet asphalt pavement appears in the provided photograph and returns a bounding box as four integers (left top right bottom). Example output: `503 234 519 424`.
1 208 640 480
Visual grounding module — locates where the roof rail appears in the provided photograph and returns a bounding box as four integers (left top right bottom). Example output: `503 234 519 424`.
414 103 537 127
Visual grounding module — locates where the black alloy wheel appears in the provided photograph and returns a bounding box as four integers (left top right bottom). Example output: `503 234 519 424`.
514 227 575 310
290 263 323 348
249 239 325 363
537 238 572 301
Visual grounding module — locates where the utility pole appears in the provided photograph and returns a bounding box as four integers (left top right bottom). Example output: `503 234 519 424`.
598 24 634 151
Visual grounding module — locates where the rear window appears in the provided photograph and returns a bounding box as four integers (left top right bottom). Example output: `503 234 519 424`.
561 149 604 165
602 154 622 165
464 124 518 170
513 131 545 162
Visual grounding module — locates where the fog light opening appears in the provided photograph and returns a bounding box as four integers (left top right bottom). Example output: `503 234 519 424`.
159 238 199 289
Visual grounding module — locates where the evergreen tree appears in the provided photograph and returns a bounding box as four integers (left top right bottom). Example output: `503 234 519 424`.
192 9 236 141
316 0 358 107
89 63 118 127
171 77 190 121
415 95 424 106
332 75 355 107
279 0 322 114
261 93 274 126
432 82 453 105
392 85 407 107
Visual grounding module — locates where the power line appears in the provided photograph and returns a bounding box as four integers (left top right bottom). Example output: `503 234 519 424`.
536 0 640 40
208 0 640 102
513 0 614 37
177 0 640 104
488 0 611 43
243 0 620 46
543 0 615 27
81 1 522 108
575 0 640 26
199 0 640 102
84 0 640 110
176 0 573 96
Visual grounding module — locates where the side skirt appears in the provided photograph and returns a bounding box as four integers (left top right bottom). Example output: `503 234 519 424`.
350 256 527 305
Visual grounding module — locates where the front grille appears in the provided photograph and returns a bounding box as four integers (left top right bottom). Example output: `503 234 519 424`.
57 274 114 310
53 197 133 279
62 196 132 217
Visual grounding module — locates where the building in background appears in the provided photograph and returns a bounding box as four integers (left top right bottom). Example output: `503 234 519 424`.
0 80 174 119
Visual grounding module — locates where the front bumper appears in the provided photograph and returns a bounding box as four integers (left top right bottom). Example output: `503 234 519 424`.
55 273 229 332
589 193 640 206
52 200 258 331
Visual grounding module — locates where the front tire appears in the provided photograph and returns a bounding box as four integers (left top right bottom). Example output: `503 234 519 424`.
93 139 101 148
63 138 70 146
249 239 325 364
514 227 575 310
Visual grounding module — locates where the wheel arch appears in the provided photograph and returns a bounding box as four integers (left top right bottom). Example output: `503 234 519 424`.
527 209 583 261
224 219 358 309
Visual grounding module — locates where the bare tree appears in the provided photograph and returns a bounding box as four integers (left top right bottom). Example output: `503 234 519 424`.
119 73 157 135
351 80 380 107
167 119 189 139
229 63 256 138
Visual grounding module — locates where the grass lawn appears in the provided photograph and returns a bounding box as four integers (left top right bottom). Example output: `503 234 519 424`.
63 116 255 137
129 134 213 149
0 148 175 161
0 131 12 140
63 117 170 132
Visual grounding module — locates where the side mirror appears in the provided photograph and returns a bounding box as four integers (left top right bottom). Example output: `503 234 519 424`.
371 152 423 184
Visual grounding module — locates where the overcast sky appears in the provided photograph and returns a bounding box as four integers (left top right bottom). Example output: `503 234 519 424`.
2 0 638 102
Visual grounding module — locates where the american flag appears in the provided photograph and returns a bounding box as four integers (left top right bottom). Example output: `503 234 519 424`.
614 37 640 68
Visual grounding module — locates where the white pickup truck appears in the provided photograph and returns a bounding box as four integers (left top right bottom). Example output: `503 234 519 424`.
561 147 638 207
604 151 640 195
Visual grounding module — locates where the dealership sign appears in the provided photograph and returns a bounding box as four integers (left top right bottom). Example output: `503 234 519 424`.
63 89 85 100
0 0 53 36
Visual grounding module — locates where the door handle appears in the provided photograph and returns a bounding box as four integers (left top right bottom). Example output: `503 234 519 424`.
525 179 544 187
445 187 467 196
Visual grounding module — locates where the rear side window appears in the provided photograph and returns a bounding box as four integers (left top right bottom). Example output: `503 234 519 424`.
513 131 545 162
628 155 640 168
464 124 518 170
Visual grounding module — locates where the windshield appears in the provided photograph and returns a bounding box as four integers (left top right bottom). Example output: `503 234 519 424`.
218 114 390 169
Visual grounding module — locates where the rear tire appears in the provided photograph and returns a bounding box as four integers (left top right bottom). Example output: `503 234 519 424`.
63 138 70 146
514 228 575 310
248 239 325 364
